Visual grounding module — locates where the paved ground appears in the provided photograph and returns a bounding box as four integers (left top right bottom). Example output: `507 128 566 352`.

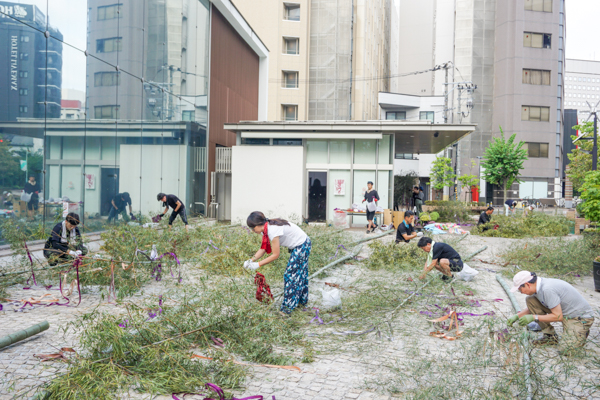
1 230 599 400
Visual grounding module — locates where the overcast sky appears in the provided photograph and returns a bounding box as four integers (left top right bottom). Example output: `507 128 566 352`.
19 0 600 91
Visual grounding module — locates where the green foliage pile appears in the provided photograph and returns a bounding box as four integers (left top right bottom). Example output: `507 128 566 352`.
42 283 312 399
365 241 425 272
500 237 596 278
423 201 472 223
474 214 572 238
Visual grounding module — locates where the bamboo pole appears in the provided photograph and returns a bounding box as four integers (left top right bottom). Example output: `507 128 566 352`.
0 321 49 350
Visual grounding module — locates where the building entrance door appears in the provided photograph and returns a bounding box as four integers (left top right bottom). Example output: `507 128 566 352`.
307 171 327 222
100 167 119 216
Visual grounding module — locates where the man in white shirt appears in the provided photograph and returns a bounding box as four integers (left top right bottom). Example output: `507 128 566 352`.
507 271 595 353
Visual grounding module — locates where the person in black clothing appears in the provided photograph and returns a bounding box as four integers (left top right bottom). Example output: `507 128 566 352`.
412 186 424 214
24 176 40 221
362 181 380 233
157 193 189 232
108 192 133 223
417 236 463 281
478 206 494 231
504 199 517 216
396 211 423 243
43 212 88 266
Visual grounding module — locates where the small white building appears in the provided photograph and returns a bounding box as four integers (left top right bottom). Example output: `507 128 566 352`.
224 121 475 225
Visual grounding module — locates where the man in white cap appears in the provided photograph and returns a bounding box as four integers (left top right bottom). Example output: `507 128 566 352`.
507 271 595 351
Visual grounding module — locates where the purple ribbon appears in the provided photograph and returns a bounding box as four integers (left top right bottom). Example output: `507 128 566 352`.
118 319 129 328
23 240 37 289
154 252 181 283
172 383 271 400
329 244 349 260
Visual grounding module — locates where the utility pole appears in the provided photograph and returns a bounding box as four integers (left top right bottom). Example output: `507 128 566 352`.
575 100 599 171
443 62 451 124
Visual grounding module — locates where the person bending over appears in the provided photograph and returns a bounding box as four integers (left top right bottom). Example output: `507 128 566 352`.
417 236 463 281
157 193 189 232
43 212 88 265
478 206 494 231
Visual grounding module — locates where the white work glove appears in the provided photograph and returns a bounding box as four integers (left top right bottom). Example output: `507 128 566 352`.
416 232 424 237
243 259 252 269
75 250 82 256
68 250 77 257
245 261 260 271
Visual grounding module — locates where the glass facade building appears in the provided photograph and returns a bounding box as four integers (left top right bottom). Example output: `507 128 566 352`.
0 0 267 238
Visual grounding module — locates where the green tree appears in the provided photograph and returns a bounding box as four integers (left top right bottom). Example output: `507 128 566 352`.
566 121 599 193
0 135 22 189
458 174 479 201
394 171 418 208
579 171 600 223
430 156 455 191
480 127 528 204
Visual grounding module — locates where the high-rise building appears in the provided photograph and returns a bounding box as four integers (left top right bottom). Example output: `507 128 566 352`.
564 59 600 120
233 0 391 122
392 0 566 203
0 2 63 121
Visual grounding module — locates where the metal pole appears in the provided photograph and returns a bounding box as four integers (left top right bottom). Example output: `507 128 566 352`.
444 65 449 124
593 112 598 171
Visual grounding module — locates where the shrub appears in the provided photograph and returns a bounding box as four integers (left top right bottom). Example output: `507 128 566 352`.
474 214 572 238
422 201 471 223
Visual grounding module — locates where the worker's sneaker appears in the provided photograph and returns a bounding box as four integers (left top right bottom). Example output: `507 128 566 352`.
441 274 454 282
366 229 371 234
532 334 559 346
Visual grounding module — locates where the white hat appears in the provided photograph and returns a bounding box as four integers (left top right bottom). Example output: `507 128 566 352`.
510 270 535 292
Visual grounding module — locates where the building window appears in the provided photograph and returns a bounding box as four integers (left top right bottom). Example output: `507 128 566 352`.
395 153 417 160
521 106 550 122
282 104 298 121
419 111 434 122
94 105 120 119
283 71 299 88
19 71 28 78
523 32 551 49
20 53 29 60
20 35 29 42
182 110 195 121
19 89 28 96
386 111 406 120
524 142 549 158
524 0 552 12
522 69 551 85
19 106 28 113
242 138 270 145
283 37 299 55
98 4 122 20
274 139 302 146
94 71 121 87
284 3 300 21
97 37 122 53
66 113 75 119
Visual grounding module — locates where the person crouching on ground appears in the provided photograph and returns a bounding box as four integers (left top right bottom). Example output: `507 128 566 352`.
157 193 189 232
478 206 494 231
362 181 380 234
507 271 595 353
244 212 312 316
504 199 517 216
395 211 423 244
417 236 463 281
43 212 88 266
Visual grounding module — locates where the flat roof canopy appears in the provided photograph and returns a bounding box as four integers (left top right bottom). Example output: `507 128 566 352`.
224 121 477 154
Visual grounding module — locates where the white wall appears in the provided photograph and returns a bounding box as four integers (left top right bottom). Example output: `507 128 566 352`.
231 146 304 224
119 145 188 217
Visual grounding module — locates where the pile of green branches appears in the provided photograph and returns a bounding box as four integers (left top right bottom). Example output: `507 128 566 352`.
500 237 597 279
365 241 425 272
39 282 312 399
474 214 573 238
423 201 472 223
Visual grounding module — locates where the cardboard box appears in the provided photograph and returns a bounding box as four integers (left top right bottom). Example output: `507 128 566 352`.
392 211 404 229
383 209 392 226
14 200 27 216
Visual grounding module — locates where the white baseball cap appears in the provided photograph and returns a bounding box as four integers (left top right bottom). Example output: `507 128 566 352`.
510 270 535 292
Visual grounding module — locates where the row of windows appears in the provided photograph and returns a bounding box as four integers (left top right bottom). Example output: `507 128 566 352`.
386 111 434 122
522 69 550 85
566 77 600 83
566 94 600 99
98 4 122 21
521 106 550 122
279 3 301 118
566 85 600 91
524 0 552 12
523 32 551 49
566 101 600 106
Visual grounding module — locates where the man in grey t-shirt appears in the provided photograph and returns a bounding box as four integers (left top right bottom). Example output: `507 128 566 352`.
507 271 595 352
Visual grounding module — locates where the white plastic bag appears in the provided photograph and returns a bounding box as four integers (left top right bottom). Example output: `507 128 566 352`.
321 287 342 309
455 262 479 282
20 191 32 202
366 200 377 212
333 210 349 229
